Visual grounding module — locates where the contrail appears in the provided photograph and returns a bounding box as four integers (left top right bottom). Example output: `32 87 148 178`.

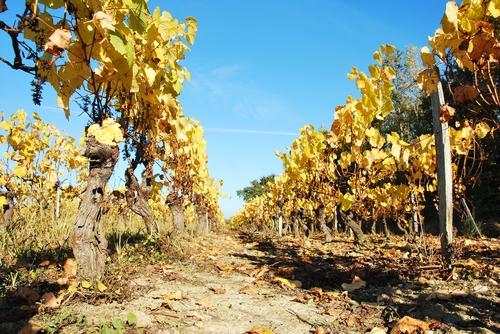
39 105 63 111
205 128 298 136
40 106 299 137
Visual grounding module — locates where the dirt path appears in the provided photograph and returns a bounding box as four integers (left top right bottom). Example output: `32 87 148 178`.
60 233 341 333
2 232 499 333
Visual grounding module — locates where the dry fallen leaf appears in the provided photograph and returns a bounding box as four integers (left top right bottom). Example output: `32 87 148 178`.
196 296 213 308
273 277 302 289
18 321 42 334
215 263 234 273
368 327 387 334
163 290 183 301
341 276 366 292
239 285 258 295
315 326 328 334
244 325 273 334
424 289 469 301
439 104 456 123
39 292 62 311
251 266 269 278
390 316 429 334
57 277 69 286
292 293 310 303
17 287 40 305
38 260 50 267
210 287 226 294
63 258 77 277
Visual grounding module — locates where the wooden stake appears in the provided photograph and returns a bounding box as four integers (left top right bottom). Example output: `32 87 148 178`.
431 74 454 263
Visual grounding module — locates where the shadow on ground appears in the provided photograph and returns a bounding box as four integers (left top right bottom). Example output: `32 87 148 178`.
234 232 499 333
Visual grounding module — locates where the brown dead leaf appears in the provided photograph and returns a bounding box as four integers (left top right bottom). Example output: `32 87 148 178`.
0 0 7 13
458 258 480 268
63 258 77 277
160 300 175 310
163 290 183 301
453 85 480 103
38 260 51 267
18 321 42 334
424 289 469 301
439 104 456 123
390 316 429 334
196 296 213 308
210 287 226 294
251 266 269 278
324 306 336 316
57 277 69 286
255 279 268 286
292 293 310 303
341 276 366 292
215 263 234 273
244 325 273 334
239 285 258 295
310 287 323 296
17 287 40 305
276 266 296 277
315 326 328 334
39 292 62 311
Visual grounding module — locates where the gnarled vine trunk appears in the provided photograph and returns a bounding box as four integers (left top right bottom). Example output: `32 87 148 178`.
195 210 209 236
341 211 365 245
0 191 15 231
318 207 333 242
72 138 118 280
167 195 185 238
125 167 159 235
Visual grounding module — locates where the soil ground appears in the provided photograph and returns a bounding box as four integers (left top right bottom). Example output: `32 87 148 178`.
1 231 499 334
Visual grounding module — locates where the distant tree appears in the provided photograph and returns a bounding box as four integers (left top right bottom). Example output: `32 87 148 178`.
380 46 432 140
237 175 276 202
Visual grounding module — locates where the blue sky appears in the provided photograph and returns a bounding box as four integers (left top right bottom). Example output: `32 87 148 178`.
0 0 448 217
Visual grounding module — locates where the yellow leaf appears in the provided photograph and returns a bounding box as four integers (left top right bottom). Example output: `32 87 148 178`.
97 281 107 292
87 118 123 146
0 195 7 207
44 29 72 54
487 0 500 18
93 11 116 32
381 44 396 56
144 66 157 86
13 165 27 178
339 192 354 211
81 280 92 289
475 122 490 139
365 127 385 148
67 282 78 293
273 277 301 289
441 1 458 33
0 121 12 131
420 46 435 68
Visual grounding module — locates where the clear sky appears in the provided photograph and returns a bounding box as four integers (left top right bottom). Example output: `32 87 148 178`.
0 0 448 217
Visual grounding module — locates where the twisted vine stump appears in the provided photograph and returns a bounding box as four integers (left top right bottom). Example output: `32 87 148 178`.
72 137 118 280
125 167 159 235
167 194 185 239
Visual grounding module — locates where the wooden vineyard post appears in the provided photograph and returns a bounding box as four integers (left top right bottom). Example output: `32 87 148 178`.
430 72 454 264
278 215 283 236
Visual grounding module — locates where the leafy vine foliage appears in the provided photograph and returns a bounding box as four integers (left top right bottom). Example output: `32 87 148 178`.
0 0 222 279
231 1 498 245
